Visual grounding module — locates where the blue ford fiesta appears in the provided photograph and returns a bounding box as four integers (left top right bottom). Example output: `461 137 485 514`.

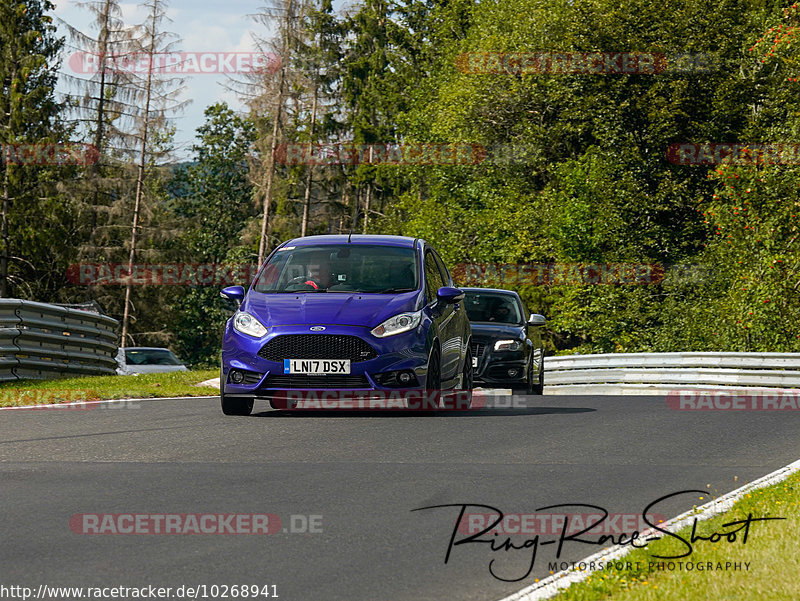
218 235 473 415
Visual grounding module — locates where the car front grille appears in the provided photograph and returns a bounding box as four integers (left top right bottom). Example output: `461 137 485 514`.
471 341 486 358
258 334 378 362
261 374 370 389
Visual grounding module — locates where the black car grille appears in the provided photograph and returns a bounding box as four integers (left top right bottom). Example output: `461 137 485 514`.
471 341 486 358
262 374 370 389
258 334 378 362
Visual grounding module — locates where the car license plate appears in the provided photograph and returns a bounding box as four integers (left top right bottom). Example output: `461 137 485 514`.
472 356 478 368
284 359 350 374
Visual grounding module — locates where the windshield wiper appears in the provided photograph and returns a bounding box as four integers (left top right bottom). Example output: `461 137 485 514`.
373 287 416 293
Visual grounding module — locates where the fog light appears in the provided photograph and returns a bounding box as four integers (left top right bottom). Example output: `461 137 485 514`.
507 368 520 378
398 371 413 384
230 370 244 384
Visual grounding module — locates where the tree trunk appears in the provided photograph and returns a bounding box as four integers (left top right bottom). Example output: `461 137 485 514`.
363 182 372 234
300 82 318 237
0 166 9 298
0 58 19 298
121 5 156 348
339 183 350 233
89 0 112 237
257 0 293 266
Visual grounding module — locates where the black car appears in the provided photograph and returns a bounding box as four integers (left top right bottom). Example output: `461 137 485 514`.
462 287 546 394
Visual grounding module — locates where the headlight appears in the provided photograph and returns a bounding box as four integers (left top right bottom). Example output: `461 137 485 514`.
233 311 268 338
494 339 522 351
371 310 422 338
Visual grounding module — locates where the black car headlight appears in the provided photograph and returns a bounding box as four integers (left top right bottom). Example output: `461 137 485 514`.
494 339 522 351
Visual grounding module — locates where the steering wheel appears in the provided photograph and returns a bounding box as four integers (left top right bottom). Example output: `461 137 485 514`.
287 275 321 290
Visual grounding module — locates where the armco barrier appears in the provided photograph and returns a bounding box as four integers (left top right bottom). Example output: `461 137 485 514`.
543 352 800 395
0 299 119 382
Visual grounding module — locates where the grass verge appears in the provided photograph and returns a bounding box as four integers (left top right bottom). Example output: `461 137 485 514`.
547 471 800 600
0 369 219 407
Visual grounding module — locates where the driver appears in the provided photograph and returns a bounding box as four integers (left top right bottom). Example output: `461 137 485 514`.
490 303 511 322
285 265 325 290
302 261 329 290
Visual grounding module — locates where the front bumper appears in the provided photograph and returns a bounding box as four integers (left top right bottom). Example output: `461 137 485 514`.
472 341 527 386
222 323 431 397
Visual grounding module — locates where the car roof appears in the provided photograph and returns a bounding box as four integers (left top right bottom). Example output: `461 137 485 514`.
281 234 418 248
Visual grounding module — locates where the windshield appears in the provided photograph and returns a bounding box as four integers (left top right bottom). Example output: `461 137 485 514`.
252 244 419 294
464 292 523 324
125 349 183 366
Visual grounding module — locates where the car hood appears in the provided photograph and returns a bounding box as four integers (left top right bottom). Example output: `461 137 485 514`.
469 322 526 339
244 291 421 328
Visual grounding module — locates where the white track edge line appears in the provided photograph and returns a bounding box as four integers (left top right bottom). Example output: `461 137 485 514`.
496 457 800 601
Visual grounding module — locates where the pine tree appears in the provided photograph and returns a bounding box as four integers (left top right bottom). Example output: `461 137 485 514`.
58 0 142 254
118 0 187 346
246 0 301 263
0 0 67 298
296 0 345 237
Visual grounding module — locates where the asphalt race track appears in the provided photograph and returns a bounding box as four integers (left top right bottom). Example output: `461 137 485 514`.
1 394 798 600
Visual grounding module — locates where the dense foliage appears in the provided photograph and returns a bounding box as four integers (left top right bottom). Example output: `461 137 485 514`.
5 0 800 362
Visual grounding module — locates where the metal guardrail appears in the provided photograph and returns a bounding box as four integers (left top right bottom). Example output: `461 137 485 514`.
0 299 119 382
544 352 800 394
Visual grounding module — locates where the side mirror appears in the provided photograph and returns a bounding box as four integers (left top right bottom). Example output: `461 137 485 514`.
437 286 465 304
528 313 546 326
220 285 245 305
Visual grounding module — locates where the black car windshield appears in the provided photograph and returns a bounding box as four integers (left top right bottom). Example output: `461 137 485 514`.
125 349 183 366
464 292 523 324
252 244 419 294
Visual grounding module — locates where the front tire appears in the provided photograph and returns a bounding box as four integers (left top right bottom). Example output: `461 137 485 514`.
529 355 544 395
221 393 254 416
453 346 473 410
220 371 254 415
409 347 441 410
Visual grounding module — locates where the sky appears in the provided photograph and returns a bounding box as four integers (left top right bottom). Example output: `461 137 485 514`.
52 0 276 160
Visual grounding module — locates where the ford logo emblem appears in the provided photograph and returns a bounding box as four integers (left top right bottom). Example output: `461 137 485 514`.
309 326 326 331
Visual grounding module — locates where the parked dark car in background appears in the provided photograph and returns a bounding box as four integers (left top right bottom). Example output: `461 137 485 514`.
462 287 546 394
